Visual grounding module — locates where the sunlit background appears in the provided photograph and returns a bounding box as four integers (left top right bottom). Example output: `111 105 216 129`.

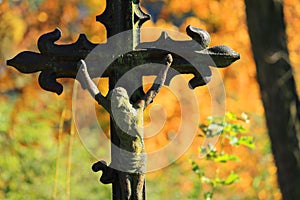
1 0 300 199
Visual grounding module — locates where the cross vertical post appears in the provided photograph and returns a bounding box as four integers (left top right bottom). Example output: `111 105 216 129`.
96 1 150 199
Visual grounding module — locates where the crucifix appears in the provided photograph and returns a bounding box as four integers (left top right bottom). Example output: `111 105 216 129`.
7 0 240 199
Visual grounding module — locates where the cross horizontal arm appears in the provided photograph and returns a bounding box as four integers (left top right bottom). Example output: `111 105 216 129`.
7 26 240 95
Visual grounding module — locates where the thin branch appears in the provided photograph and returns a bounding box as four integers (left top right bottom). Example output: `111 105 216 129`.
52 108 66 200
142 54 173 108
66 118 75 200
77 60 110 112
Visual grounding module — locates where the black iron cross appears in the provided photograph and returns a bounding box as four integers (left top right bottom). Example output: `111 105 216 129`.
7 0 239 199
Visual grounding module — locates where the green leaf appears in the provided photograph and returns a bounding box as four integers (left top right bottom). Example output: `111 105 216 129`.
207 124 224 137
204 191 213 200
207 116 214 123
224 172 240 185
210 172 239 186
225 112 237 121
190 160 203 177
199 124 208 135
238 136 255 149
201 176 212 184
199 146 208 154
228 135 239 145
212 152 240 163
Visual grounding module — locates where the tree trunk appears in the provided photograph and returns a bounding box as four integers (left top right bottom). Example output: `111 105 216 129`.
245 0 300 199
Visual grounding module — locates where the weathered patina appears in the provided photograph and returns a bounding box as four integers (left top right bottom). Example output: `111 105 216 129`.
78 54 172 199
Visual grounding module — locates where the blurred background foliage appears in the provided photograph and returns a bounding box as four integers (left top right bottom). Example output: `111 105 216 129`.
0 0 300 199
